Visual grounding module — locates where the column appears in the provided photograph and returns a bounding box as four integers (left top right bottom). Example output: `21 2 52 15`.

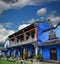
18 50 20 56
35 46 38 56
14 50 16 57
24 33 26 42
7 50 10 55
23 49 25 59
35 27 38 39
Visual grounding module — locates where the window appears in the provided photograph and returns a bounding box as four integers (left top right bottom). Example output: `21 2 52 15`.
31 30 35 38
17 35 24 42
26 33 30 40
49 31 56 40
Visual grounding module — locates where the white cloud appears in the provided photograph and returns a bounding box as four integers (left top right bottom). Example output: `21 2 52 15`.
4 22 13 27
0 24 15 43
37 9 60 27
50 17 60 27
18 24 30 30
0 0 37 14
37 8 47 16
0 0 59 14
0 0 29 14
0 24 4 28
0 0 11 14
48 14 60 27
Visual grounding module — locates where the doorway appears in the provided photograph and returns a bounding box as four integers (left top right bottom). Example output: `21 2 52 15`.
50 48 57 60
20 48 23 58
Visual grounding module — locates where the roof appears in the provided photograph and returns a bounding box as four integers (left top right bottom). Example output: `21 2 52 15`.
8 21 42 38
8 20 53 38
39 38 60 46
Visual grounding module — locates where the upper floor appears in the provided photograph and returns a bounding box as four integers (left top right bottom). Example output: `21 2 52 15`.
8 22 38 47
6 21 53 48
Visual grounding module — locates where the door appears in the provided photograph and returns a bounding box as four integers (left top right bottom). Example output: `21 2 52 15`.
24 50 28 59
20 48 23 58
50 48 57 60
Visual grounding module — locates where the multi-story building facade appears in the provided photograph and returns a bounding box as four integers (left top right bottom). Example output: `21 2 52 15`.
3 21 60 61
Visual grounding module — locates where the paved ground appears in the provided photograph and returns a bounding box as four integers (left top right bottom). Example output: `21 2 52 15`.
20 61 55 64
25 61 55 64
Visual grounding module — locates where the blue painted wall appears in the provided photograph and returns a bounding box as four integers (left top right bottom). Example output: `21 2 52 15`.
23 44 35 58
38 24 60 45
37 22 52 45
8 48 14 56
2 50 8 56
57 46 60 60
15 47 20 57
42 47 50 60
40 44 60 60
38 24 60 60
7 45 35 58
8 47 20 57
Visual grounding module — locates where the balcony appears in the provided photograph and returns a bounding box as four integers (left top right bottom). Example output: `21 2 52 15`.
9 41 15 47
8 29 37 48
8 37 37 48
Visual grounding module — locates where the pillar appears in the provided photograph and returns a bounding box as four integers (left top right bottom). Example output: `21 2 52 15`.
35 46 38 56
23 49 25 59
14 50 16 57
7 50 10 55
24 33 26 42
18 50 20 56
35 27 38 39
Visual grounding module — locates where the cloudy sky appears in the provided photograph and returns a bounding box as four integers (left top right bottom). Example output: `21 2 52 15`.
0 0 60 43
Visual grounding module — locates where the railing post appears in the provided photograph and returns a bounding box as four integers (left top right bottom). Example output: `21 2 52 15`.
14 37 17 44
24 33 26 42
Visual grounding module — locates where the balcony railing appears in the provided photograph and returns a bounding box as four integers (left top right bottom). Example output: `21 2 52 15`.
9 41 15 47
8 37 37 48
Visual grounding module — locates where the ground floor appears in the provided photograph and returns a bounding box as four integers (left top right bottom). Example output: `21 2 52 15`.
39 44 60 61
2 43 60 61
2 44 38 59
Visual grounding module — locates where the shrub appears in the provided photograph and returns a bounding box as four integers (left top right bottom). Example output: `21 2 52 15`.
14 54 16 58
6 54 10 58
38 54 43 61
34 54 43 61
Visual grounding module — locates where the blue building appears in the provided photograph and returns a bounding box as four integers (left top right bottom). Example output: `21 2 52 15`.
3 20 60 60
39 24 60 61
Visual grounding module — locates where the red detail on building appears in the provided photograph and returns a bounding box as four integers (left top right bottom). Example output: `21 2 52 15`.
35 27 38 39
14 37 16 44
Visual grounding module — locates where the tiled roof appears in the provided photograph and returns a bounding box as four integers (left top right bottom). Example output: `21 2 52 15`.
39 38 60 46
